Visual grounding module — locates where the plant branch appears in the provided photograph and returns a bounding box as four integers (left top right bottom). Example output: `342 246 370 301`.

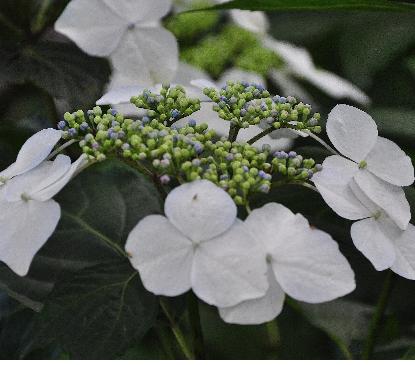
160 299 195 360
187 293 205 359
247 126 275 145
362 270 395 359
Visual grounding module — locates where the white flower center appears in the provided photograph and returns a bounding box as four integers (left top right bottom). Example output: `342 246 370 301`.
358 160 367 169
21 193 31 202
127 23 136 31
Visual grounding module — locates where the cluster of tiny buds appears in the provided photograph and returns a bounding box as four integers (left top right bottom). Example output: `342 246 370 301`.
130 85 201 127
58 84 322 205
203 81 322 134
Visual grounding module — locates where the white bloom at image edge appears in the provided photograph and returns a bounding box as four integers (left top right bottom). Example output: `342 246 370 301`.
55 0 178 85
0 129 88 276
219 203 355 325
126 180 269 308
312 104 415 278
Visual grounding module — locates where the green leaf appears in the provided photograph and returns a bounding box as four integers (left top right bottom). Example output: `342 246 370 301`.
0 159 162 311
338 13 415 88
0 41 110 109
27 261 158 359
199 0 415 12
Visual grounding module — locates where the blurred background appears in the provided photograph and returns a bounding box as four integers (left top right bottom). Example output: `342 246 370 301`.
1 0 415 360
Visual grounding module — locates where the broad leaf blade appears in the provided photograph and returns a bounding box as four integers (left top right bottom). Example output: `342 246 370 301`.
199 0 415 11
28 261 158 359
0 159 162 310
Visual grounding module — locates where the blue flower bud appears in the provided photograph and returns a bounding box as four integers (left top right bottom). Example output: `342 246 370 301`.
110 109 117 116
194 143 203 154
188 119 196 127
226 153 234 161
259 184 270 193
288 151 297 158
68 128 77 137
80 122 89 131
315 164 323 171
160 175 170 184
121 143 130 150
171 109 181 119
57 120 66 130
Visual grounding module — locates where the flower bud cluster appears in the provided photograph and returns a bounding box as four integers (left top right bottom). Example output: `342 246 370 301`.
60 86 320 205
130 85 201 127
203 82 322 134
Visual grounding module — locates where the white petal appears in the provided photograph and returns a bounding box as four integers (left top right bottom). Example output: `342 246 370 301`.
103 0 171 24
5 155 71 202
354 169 410 230
0 199 61 276
365 136 414 186
33 155 89 201
125 215 193 296
190 79 217 90
350 218 396 271
175 62 212 85
219 265 285 325
229 10 269 34
326 104 378 162
55 0 126 57
311 155 371 220
268 69 317 106
245 203 303 254
245 203 356 303
165 180 237 242
304 70 370 105
192 220 268 307
0 129 62 180
263 38 314 73
97 85 147 105
217 68 266 88
111 27 178 85
391 223 415 280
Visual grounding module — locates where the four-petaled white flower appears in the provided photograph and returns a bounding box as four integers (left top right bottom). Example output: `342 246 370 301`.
218 203 355 325
125 180 269 308
0 128 88 276
55 0 178 86
312 104 415 278
0 153 87 276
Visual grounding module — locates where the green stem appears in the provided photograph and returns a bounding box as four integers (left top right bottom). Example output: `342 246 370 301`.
228 125 240 142
187 293 205 359
305 131 339 156
362 270 395 359
266 320 280 358
47 139 77 160
160 299 195 360
246 126 275 145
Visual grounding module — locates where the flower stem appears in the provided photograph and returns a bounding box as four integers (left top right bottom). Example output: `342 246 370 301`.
305 131 339 156
362 270 395 359
247 126 275 145
47 139 77 160
266 319 280 358
228 125 240 142
160 299 195 360
187 293 205 359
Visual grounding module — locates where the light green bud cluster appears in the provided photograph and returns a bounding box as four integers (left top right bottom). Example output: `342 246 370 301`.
130 85 201 127
164 0 220 44
60 85 320 205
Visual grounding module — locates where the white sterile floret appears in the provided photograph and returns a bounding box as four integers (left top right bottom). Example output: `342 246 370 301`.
312 154 415 279
219 203 355 325
0 128 62 185
125 180 269 308
312 105 414 230
263 39 370 105
0 154 88 276
55 0 178 85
